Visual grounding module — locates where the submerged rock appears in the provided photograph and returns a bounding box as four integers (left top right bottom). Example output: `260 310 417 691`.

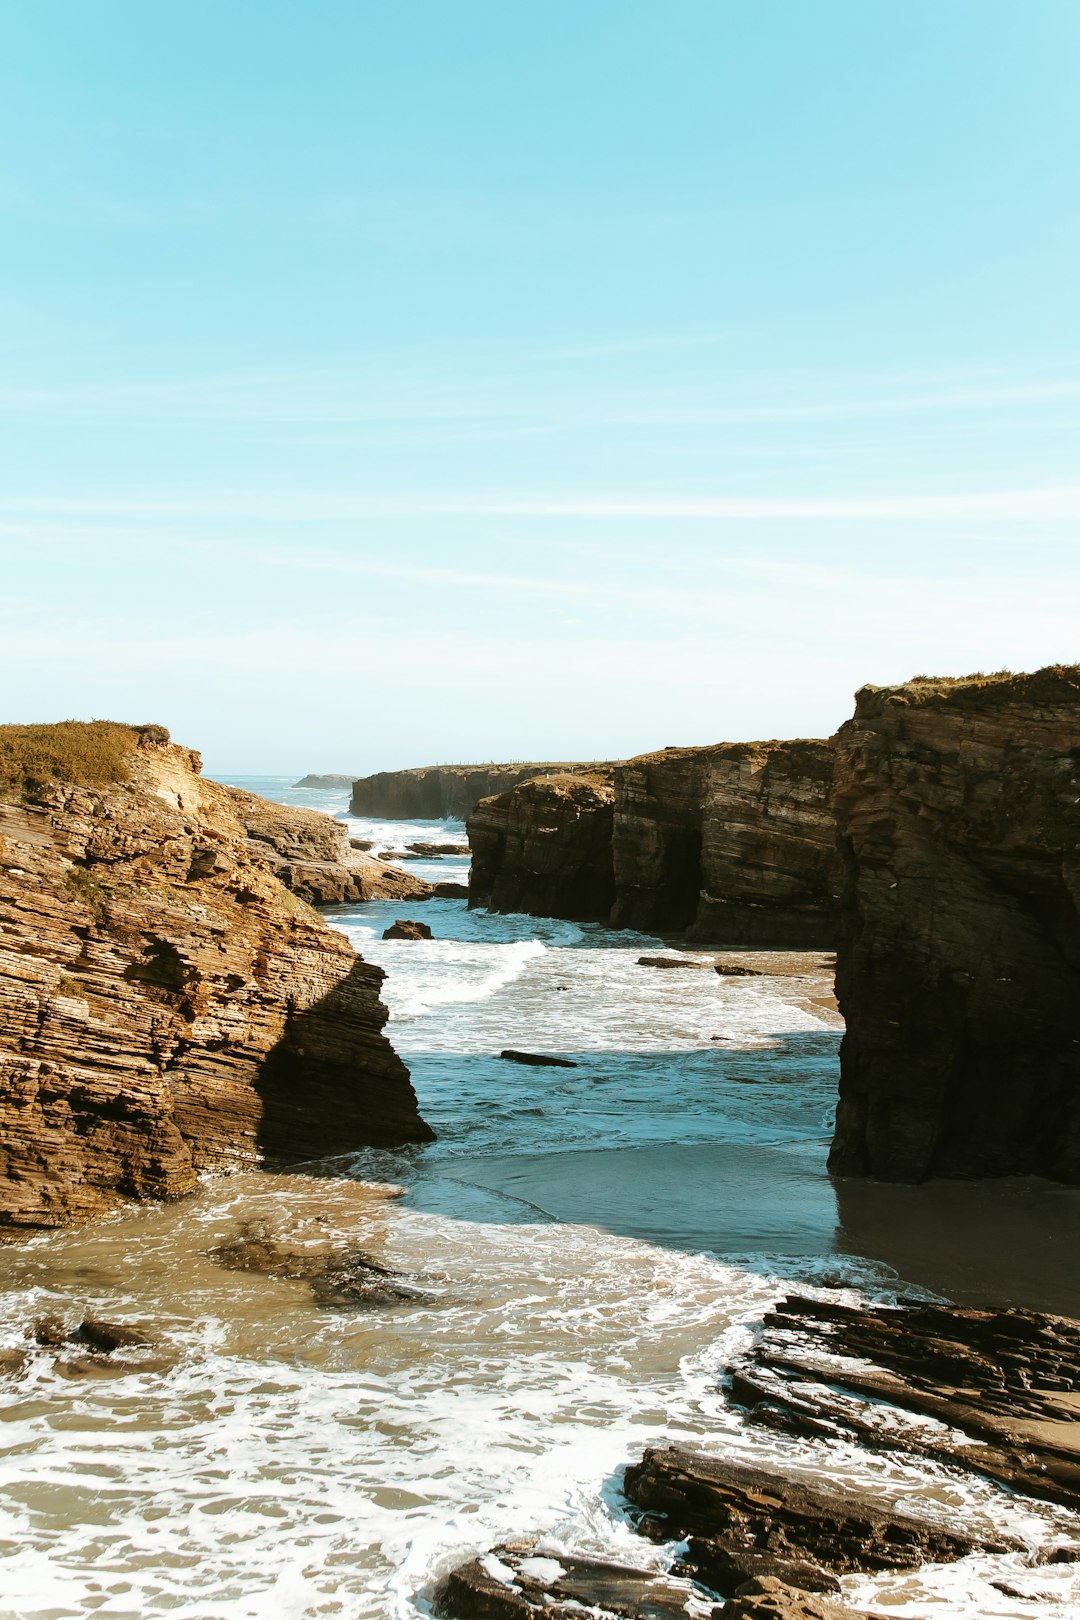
207 1220 425 1309
75 1319 155 1353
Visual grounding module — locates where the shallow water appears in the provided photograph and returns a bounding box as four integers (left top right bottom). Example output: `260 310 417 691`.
2 780 1079 1618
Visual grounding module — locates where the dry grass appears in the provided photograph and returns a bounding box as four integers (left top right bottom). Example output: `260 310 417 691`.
0 720 138 799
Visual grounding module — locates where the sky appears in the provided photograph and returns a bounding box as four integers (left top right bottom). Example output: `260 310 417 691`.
1 1 1078 773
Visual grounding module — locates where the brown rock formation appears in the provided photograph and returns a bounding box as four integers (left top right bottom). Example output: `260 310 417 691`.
350 762 606 820
623 1446 1013 1574
465 743 839 946
225 785 435 906
468 772 616 920
612 741 839 945
0 722 432 1237
829 666 1080 1183
730 1293 1080 1513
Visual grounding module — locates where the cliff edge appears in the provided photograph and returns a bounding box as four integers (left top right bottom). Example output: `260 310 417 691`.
468 741 840 946
350 762 607 821
830 667 1080 1182
0 722 432 1237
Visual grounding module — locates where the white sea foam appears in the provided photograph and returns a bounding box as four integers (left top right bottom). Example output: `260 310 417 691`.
2 866 1078 1619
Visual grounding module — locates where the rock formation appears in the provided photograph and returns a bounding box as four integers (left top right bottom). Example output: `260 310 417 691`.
292 773 357 788
467 742 840 946
225 784 433 906
350 762 607 820
0 722 432 1237
468 772 616 919
829 666 1080 1183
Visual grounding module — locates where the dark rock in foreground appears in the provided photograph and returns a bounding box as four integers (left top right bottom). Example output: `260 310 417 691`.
434 1542 723 1619
623 1446 1010 1574
830 665 1080 1182
730 1294 1080 1513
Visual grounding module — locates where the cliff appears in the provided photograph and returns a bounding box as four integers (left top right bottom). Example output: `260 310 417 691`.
0 722 432 1237
350 762 606 820
293 773 356 788
224 785 434 906
468 741 840 946
829 667 1080 1183
468 773 616 920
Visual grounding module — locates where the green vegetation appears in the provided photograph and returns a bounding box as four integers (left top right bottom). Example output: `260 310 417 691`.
62 864 109 920
0 720 138 799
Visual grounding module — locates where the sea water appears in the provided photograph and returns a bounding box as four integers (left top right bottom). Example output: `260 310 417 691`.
1 777 1079 1618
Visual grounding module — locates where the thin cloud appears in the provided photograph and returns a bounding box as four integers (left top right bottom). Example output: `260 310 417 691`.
3 486 1078 521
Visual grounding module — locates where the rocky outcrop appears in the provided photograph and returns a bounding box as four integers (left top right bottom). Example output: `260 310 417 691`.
624 1446 1015 1574
467 742 840 946
292 773 356 788
468 773 616 920
730 1293 1080 1512
829 666 1080 1183
350 762 606 820
0 722 432 1236
225 786 434 906
612 741 839 944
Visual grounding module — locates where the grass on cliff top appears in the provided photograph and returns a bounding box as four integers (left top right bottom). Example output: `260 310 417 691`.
0 720 139 799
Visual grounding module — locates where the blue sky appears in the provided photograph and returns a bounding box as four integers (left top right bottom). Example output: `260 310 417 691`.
2 1 1078 772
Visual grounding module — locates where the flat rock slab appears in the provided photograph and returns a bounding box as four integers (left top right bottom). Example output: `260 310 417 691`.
499 1050 578 1068
732 1295 1080 1513
623 1446 1013 1574
434 1543 722 1618
637 955 715 970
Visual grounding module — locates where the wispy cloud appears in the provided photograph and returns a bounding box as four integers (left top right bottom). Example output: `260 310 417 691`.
3 485 1080 521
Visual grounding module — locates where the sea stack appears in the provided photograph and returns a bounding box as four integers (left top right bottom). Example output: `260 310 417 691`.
829 667 1080 1182
0 721 432 1237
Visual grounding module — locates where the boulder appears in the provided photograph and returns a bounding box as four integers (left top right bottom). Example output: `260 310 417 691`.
382 919 433 941
499 1050 578 1068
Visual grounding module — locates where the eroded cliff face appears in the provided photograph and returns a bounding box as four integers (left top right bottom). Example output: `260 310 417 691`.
0 724 432 1236
468 743 839 946
468 774 616 920
350 763 604 821
225 785 434 906
829 667 1080 1183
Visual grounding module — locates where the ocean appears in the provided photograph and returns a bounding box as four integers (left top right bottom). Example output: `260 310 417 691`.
1 776 1078 1618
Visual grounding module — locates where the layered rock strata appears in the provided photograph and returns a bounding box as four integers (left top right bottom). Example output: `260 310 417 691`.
225 785 433 906
467 742 840 946
0 723 432 1236
829 666 1080 1182
613 741 839 944
350 762 606 820
731 1294 1080 1512
468 772 616 920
